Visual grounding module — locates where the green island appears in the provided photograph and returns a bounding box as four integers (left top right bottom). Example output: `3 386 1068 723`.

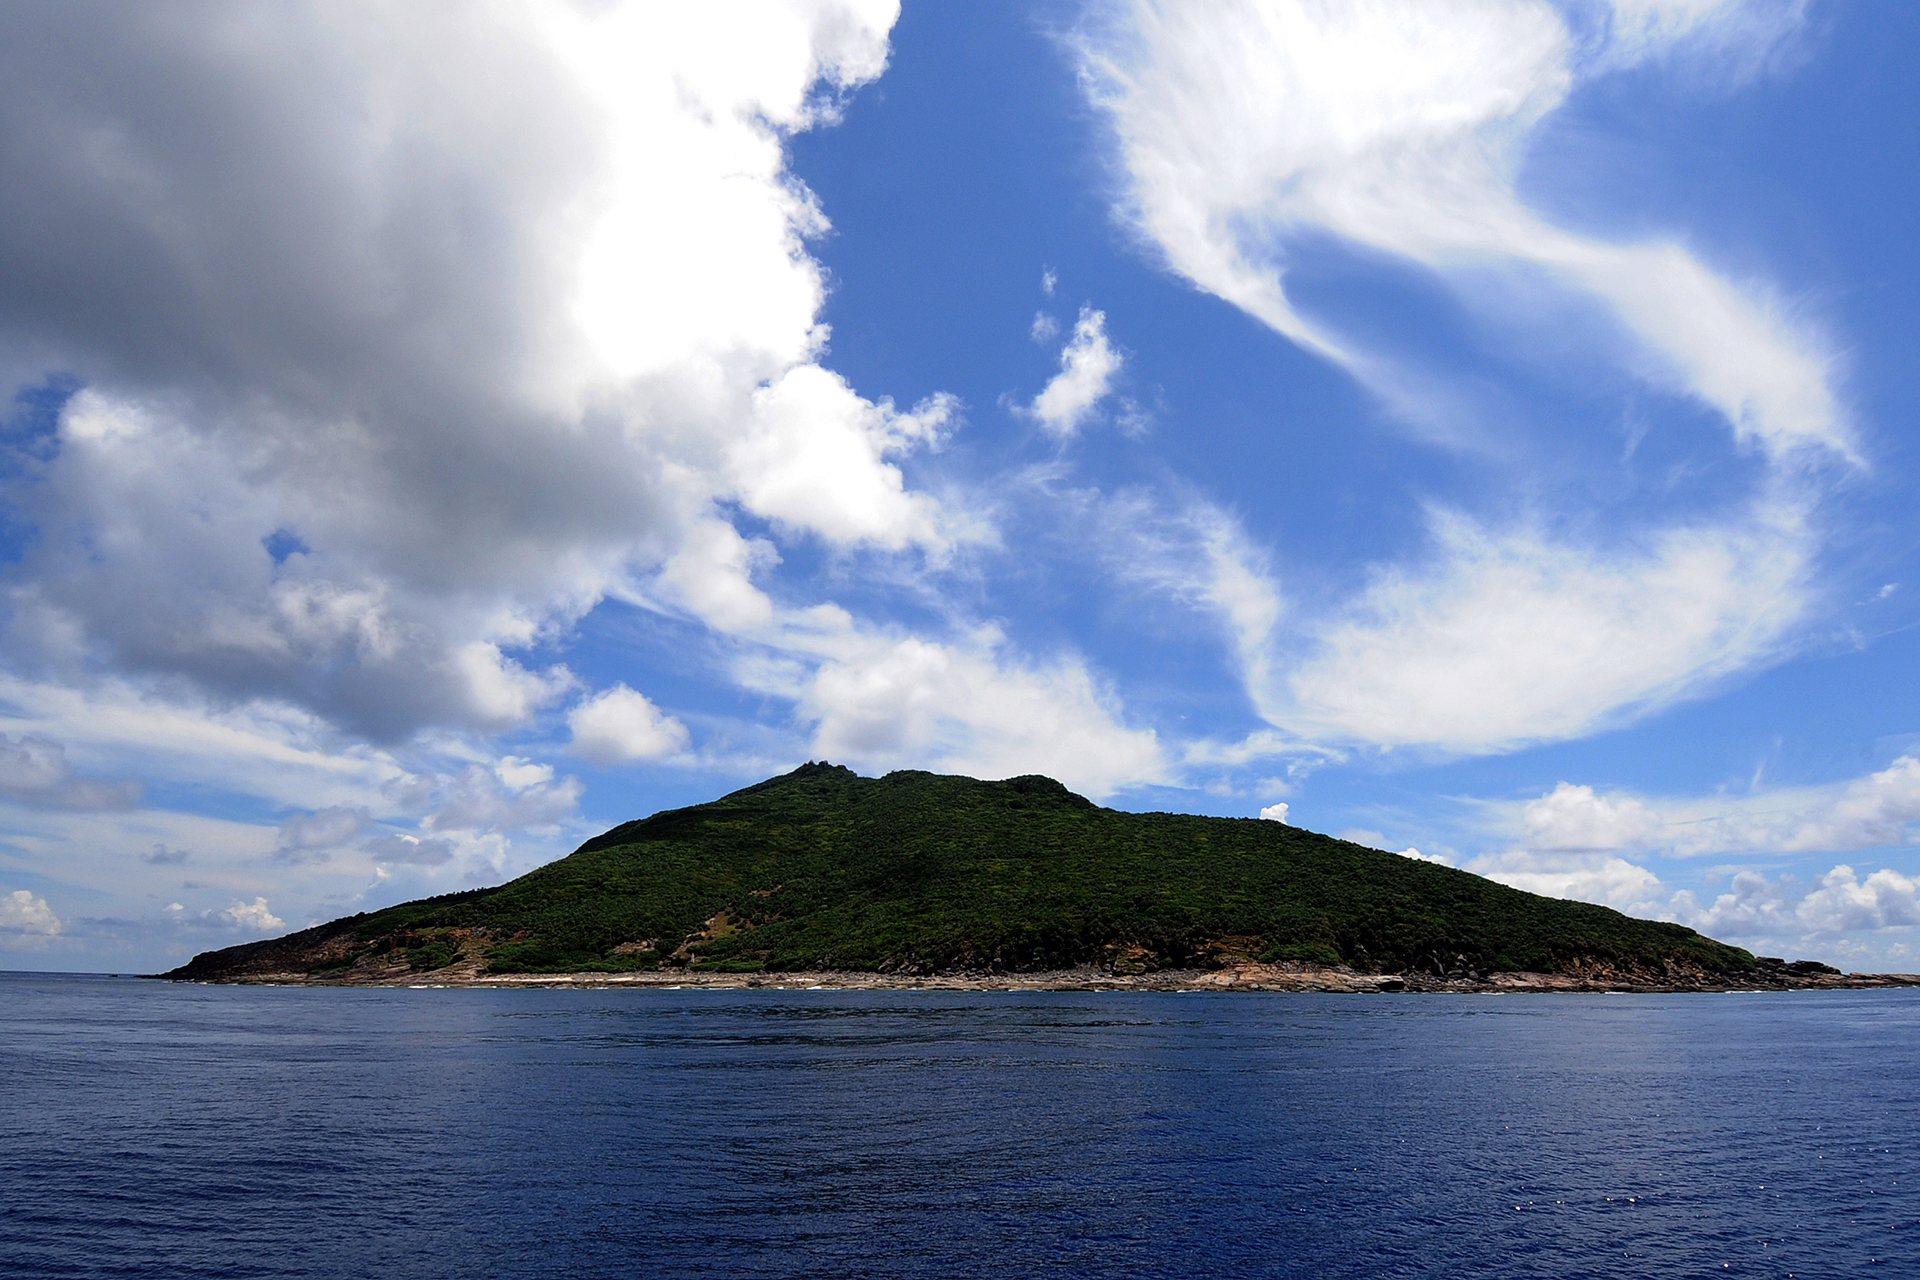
166 763 1874 990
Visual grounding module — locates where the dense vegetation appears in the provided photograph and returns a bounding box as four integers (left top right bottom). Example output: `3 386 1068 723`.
169 763 1755 980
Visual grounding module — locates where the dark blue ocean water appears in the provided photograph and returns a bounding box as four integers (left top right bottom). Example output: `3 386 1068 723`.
1 975 1914 1279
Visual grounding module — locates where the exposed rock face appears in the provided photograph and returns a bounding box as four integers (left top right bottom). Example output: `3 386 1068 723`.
164 922 497 983
163 954 1920 994
1754 956 1842 978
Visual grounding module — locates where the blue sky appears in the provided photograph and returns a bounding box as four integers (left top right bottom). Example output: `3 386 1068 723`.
2 0 1918 973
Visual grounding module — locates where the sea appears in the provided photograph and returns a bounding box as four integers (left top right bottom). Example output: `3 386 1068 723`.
1 973 1914 1278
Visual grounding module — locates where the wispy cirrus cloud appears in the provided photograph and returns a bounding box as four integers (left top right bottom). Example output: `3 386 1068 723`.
1076 0 1849 756
1079 0 1843 457
1279 501 1816 752
1662 756 1920 857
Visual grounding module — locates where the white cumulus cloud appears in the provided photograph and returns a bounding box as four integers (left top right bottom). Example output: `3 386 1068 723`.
0 1 1217 969
0 0 927 744
1467 848 1665 910
568 685 691 765
1793 865 1920 933
730 366 956 550
1672 863 1920 939
793 628 1163 800
1 889 61 936
223 897 284 933
1522 781 1663 851
1470 755 1920 865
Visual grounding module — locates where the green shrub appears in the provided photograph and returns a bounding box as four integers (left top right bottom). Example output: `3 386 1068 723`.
406 941 457 971
1257 941 1344 966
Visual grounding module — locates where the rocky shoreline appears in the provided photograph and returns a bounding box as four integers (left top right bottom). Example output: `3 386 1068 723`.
176 957 1920 995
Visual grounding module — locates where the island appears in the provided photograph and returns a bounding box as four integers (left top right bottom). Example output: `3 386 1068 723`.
164 763 1918 993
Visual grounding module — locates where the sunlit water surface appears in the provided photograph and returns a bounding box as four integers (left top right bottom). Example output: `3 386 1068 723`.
2 973 1914 1278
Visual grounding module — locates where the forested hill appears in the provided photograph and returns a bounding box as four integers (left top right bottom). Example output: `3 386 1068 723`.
167 762 1755 981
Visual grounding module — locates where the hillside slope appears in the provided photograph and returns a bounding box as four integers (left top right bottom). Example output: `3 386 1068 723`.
167 763 1755 981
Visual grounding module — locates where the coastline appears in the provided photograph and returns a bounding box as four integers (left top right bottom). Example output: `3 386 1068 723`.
170 960 1920 995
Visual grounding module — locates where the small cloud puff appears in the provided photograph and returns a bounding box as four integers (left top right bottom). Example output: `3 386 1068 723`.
568 685 690 765
1027 307 1122 439
362 834 455 867
1334 826 1455 867
1030 311 1060 343
1259 802 1289 822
